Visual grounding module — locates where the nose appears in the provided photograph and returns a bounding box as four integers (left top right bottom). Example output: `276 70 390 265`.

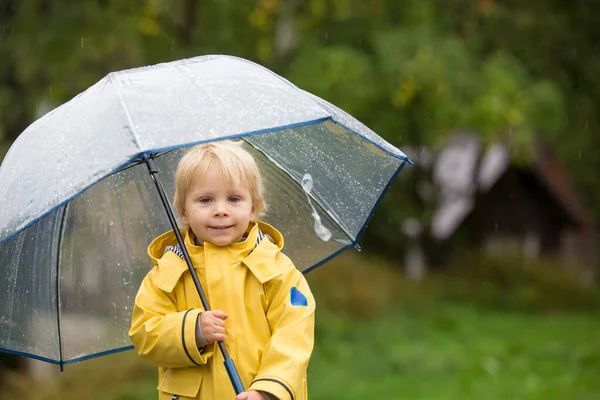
213 200 229 216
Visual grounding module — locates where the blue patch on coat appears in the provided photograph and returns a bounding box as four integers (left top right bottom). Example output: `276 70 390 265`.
290 287 308 306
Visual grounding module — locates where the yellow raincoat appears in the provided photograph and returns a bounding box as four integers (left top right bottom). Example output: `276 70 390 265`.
129 221 315 400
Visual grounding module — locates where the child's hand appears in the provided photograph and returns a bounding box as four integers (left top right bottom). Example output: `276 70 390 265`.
235 390 268 400
199 310 228 343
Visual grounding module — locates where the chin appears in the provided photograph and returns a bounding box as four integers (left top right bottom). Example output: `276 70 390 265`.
209 238 236 247
212 241 232 247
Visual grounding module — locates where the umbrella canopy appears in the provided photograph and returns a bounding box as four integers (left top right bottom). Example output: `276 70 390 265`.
0 55 411 367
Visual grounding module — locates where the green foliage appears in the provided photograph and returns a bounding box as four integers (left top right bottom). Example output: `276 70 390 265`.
0 0 597 251
287 45 379 118
283 3 567 255
444 0 600 221
309 251 600 315
438 252 600 312
307 253 403 317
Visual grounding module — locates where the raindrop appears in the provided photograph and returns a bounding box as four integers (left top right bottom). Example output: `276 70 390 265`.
301 175 313 192
80 37 84 48
301 174 331 241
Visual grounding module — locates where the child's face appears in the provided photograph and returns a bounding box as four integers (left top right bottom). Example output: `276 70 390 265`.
181 168 256 247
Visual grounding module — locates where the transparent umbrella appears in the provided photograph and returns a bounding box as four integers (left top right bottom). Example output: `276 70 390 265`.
0 55 412 392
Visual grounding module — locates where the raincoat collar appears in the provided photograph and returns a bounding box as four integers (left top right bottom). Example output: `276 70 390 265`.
240 222 284 284
148 221 284 290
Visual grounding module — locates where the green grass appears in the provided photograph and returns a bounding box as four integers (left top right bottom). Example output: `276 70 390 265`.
309 304 600 400
2 253 599 399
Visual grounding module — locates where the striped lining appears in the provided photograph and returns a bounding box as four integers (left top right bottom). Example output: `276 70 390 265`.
164 244 185 259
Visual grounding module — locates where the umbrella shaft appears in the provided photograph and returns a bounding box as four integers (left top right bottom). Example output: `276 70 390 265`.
144 157 211 311
144 156 245 394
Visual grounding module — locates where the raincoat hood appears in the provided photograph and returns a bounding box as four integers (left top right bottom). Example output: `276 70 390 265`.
148 220 283 261
147 221 285 290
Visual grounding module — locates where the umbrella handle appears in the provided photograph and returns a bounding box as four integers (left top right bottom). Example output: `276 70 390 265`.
224 357 245 394
145 156 246 395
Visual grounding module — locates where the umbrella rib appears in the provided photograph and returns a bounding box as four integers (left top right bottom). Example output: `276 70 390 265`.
108 73 143 152
54 203 69 370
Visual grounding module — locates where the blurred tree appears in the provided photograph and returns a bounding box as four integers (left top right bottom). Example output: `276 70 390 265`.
284 1 564 259
0 0 149 146
440 0 600 226
0 0 598 265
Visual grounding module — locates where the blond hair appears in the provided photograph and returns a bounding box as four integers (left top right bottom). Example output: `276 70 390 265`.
173 140 266 232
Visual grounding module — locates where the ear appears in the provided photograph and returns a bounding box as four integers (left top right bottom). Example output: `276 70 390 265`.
179 209 189 225
250 206 257 221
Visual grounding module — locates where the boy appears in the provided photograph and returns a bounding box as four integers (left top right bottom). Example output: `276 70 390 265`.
129 140 316 400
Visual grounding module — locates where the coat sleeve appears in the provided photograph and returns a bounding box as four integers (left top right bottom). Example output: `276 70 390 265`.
248 260 315 400
128 267 215 368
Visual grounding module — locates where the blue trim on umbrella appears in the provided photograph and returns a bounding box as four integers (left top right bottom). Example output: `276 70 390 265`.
0 116 413 247
0 118 328 246
302 161 408 275
355 160 408 240
63 345 135 364
0 345 135 366
0 348 63 365
302 242 354 275
138 117 332 158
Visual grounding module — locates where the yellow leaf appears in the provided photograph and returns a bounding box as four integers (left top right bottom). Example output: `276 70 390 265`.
260 0 279 14
249 8 269 30
138 17 161 36
507 108 523 126
392 76 415 107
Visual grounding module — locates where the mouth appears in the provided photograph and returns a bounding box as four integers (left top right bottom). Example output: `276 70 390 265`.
209 225 233 230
